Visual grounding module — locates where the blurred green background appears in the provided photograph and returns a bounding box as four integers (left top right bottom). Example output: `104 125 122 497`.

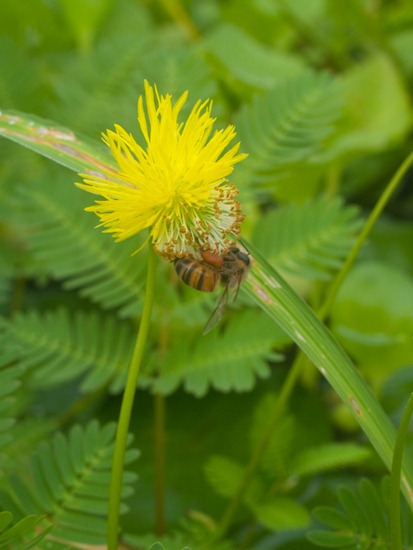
2 1 413 549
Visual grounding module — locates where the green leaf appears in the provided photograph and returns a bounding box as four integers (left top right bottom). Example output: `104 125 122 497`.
252 196 362 280
0 512 12 532
358 478 388 541
308 478 392 549
204 455 263 505
0 512 51 549
312 506 355 531
331 261 413 385
251 497 310 530
127 529 232 550
0 308 134 393
0 110 116 174
323 54 412 159
235 71 342 185
0 365 22 479
243 243 413 508
203 23 305 90
12 175 145 316
146 310 283 397
291 443 371 478
1 421 138 548
307 529 359 548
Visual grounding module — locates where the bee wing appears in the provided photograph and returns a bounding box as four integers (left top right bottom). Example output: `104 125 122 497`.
232 276 243 301
202 286 230 335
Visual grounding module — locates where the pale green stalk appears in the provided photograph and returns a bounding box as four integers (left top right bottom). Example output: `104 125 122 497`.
243 243 413 510
319 150 413 320
107 247 156 550
217 153 413 537
159 0 200 39
390 393 413 550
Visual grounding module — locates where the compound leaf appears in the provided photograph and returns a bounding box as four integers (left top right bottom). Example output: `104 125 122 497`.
1 420 138 549
0 308 134 393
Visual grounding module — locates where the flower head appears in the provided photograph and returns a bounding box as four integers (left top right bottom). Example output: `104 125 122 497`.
77 81 247 260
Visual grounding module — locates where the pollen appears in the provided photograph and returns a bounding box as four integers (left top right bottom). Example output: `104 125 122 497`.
76 81 247 260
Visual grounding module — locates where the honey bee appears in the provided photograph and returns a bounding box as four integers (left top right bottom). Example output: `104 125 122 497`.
174 246 251 333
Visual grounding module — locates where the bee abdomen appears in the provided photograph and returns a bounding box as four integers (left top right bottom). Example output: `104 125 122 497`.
174 258 220 292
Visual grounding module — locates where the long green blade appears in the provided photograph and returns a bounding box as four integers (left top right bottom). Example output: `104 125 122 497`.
243 241 413 511
0 110 116 175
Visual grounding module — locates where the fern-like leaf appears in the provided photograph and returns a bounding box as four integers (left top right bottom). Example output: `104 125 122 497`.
0 510 52 550
145 310 285 397
252 196 362 280
235 71 342 183
13 175 145 317
0 421 138 549
127 524 236 550
307 478 397 549
0 308 134 393
0 365 22 480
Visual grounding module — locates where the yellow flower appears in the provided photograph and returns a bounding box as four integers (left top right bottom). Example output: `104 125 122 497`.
77 81 247 260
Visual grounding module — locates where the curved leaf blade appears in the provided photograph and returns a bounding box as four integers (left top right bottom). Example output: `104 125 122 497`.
0 110 116 175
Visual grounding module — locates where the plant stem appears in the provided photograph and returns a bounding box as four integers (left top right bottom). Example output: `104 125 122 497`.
216 151 413 538
243 245 413 510
390 393 413 550
159 0 200 39
107 247 157 550
319 150 413 321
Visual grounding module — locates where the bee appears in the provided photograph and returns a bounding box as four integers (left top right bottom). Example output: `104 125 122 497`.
174 246 251 333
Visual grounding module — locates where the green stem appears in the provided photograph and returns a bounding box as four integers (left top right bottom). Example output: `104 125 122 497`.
390 393 413 550
158 0 200 39
243 244 413 511
217 151 413 538
107 247 157 550
319 150 413 321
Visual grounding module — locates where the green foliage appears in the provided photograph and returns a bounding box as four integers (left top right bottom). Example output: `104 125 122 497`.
2 0 413 548
307 478 413 549
325 54 413 158
0 510 51 550
144 310 284 397
11 174 145 317
204 393 370 532
331 261 413 387
235 71 342 185
0 421 138 549
252 196 362 280
0 366 21 479
0 308 134 393
204 23 305 90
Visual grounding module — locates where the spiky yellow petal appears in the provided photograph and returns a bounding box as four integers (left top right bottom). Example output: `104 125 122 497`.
77 81 247 260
